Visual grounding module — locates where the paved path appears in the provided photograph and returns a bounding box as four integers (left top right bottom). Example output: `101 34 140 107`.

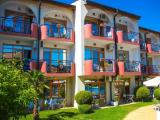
124 105 156 120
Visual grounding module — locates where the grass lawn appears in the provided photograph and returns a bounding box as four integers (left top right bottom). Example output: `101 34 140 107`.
20 102 152 120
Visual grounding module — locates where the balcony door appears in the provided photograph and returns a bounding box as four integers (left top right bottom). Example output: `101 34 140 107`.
85 47 104 71
44 18 67 38
43 48 67 73
2 44 32 70
4 10 33 34
118 50 129 62
116 24 128 40
2 44 32 59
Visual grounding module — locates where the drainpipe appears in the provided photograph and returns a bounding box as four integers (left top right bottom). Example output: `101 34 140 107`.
37 0 42 70
144 32 148 82
109 10 119 101
113 10 119 73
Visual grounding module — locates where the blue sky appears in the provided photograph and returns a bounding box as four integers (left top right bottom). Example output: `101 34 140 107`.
56 0 160 31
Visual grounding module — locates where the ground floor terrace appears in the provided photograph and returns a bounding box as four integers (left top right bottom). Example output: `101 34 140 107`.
41 75 143 109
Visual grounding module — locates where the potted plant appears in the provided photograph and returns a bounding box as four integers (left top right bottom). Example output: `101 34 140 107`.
111 96 119 106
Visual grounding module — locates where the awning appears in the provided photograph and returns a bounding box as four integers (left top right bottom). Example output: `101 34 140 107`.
143 76 160 87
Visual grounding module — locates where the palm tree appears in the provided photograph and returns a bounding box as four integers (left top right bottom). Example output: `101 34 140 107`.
27 70 49 120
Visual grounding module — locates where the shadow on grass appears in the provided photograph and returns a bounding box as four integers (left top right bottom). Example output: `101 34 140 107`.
40 112 78 120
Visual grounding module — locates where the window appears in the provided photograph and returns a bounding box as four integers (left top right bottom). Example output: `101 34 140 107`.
85 47 104 64
2 44 32 59
3 10 33 34
43 48 69 73
84 79 105 105
44 18 68 38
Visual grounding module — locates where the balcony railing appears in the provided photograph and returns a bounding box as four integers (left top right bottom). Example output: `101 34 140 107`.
148 65 160 74
124 61 140 72
151 43 160 52
45 60 72 73
93 59 114 72
0 16 32 35
84 24 113 39
45 24 72 39
141 64 147 74
123 32 139 43
91 24 112 38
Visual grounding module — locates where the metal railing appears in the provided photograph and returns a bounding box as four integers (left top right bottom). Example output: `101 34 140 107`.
44 60 72 73
124 61 140 72
151 43 160 52
148 65 160 74
123 32 139 43
91 24 113 38
141 64 147 74
92 59 114 72
45 24 72 39
139 39 146 50
0 16 32 34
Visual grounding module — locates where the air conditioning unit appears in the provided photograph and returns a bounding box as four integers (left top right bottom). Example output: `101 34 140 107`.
100 14 106 20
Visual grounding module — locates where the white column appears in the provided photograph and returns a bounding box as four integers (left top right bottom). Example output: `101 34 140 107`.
72 0 88 107
105 79 110 104
130 76 136 94
66 78 74 107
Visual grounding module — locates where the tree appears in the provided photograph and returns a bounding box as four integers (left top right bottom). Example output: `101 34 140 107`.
27 70 49 120
0 59 36 120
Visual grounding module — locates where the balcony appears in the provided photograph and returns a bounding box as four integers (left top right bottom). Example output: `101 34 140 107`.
147 65 160 75
117 31 139 45
147 43 160 54
84 24 114 42
0 17 37 38
41 25 75 43
84 59 116 76
31 60 75 78
118 61 141 76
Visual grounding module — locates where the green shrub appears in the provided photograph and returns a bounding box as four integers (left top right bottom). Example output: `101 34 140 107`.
75 91 93 105
78 104 92 113
134 86 142 96
136 86 150 101
154 88 160 100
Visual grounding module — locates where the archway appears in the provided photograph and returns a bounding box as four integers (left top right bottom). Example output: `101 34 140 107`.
84 9 112 37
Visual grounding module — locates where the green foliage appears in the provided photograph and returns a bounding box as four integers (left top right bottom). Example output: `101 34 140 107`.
153 98 160 105
154 88 160 100
27 70 47 98
78 104 92 114
134 85 142 96
1 58 24 70
20 102 152 120
136 86 150 100
0 59 36 120
75 91 93 105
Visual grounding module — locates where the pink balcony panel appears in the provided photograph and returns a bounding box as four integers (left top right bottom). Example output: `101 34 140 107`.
41 25 75 43
117 31 139 45
41 25 48 40
118 61 141 76
84 60 93 75
84 60 115 76
31 23 38 38
147 43 152 53
84 24 114 41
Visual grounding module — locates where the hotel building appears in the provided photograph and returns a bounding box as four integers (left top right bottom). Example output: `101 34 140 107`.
0 0 159 107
